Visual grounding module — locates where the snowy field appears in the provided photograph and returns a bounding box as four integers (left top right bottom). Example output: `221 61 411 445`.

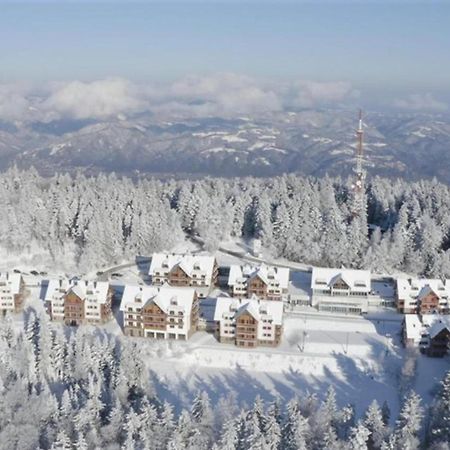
4 239 449 424
13 278 450 425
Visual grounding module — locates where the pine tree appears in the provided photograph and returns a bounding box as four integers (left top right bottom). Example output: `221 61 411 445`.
364 400 387 449
428 371 450 446
393 391 423 450
348 421 370 450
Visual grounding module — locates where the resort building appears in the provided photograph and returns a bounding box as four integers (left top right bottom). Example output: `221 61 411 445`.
120 284 199 340
310 267 371 314
0 272 26 314
402 314 450 357
396 278 450 314
45 279 113 326
213 295 284 347
227 264 289 301
149 253 218 295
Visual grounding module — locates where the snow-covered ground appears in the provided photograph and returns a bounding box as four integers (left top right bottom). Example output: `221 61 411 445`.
16 271 450 423
5 236 450 423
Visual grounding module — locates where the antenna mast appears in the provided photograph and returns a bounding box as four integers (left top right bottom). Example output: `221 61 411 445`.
352 109 366 216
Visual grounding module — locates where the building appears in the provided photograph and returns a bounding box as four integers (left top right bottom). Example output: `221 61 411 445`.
45 279 113 326
120 284 199 340
310 267 371 314
396 278 450 314
149 253 218 294
0 272 26 314
227 264 290 301
402 314 450 357
213 296 284 348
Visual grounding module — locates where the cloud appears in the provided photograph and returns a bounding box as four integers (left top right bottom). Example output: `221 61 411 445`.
0 74 359 122
284 80 358 109
154 73 282 116
43 78 146 120
0 84 33 121
393 93 447 112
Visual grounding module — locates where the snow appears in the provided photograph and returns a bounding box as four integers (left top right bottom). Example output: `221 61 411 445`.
311 267 371 294
221 135 248 143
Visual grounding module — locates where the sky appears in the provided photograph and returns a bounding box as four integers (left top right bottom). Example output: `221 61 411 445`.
0 1 449 118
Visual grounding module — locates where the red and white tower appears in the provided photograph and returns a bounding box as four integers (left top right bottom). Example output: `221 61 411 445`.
352 110 366 216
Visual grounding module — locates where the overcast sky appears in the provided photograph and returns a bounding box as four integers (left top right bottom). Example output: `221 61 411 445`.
0 1 449 116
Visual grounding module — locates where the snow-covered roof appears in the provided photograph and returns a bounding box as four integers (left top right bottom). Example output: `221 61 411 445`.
45 279 110 304
397 278 450 301
120 284 196 316
213 296 284 326
404 314 450 342
0 272 22 294
228 264 290 289
403 314 423 342
150 253 216 280
311 267 371 293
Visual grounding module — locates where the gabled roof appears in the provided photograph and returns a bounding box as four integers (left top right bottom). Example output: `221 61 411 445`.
0 272 22 295
397 278 450 303
417 285 439 300
228 264 289 289
120 284 196 316
329 273 351 289
213 296 283 326
404 314 450 341
150 253 216 281
311 267 371 292
45 279 110 304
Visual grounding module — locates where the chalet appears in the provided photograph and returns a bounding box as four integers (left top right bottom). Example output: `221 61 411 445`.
402 314 450 357
45 279 113 326
310 267 371 314
149 253 218 294
396 278 450 314
120 285 198 340
0 272 26 314
227 264 290 301
213 296 284 348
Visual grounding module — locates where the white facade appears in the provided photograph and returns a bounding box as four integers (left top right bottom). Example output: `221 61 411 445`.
396 278 450 313
120 285 197 340
149 252 216 287
45 279 111 322
228 264 290 299
0 272 23 312
311 267 371 314
213 296 284 344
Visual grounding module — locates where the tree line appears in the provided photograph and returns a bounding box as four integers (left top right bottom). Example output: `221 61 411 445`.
2 168 450 277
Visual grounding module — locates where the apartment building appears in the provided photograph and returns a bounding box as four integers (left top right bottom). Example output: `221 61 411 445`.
45 279 113 326
213 296 283 347
227 264 289 301
0 272 26 314
149 253 218 293
120 284 199 340
396 278 450 314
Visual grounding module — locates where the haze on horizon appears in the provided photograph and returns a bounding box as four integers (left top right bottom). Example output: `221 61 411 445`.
0 0 449 121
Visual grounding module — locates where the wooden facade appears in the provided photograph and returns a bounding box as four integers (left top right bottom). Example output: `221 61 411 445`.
418 291 440 314
247 276 269 299
427 328 450 357
64 291 85 326
151 255 218 289
0 274 26 314
236 312 258 347
123 292 199 340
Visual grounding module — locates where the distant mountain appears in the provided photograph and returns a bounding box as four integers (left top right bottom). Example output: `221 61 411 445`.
1 109 449 181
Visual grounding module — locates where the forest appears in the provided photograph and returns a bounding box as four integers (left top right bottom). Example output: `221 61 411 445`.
2 168 450 277
0 310 448 450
